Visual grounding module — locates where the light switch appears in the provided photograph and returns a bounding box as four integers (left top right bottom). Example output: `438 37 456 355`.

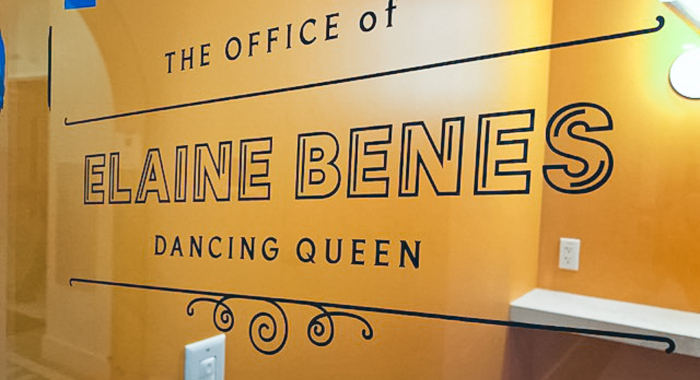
199 357 216 380
184 335 225 380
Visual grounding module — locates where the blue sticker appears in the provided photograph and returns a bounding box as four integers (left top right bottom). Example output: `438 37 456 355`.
0 30 5 112
65 0 96 10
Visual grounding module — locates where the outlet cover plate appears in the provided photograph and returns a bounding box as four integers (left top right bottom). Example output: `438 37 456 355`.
559 237 580 271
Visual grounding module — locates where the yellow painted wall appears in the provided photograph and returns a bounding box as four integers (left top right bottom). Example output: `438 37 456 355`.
539 0 700 313
3 0 700 379
42 0 553 379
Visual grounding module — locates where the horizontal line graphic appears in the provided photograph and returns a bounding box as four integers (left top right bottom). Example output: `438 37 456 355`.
64 16 665 127
70 277 677 355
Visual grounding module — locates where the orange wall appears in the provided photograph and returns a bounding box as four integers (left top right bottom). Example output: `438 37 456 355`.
4 0 699 379
43 1 554 379
539 0 700 313
503 328 700 380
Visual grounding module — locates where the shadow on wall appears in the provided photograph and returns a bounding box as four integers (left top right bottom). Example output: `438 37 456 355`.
501 328 700 380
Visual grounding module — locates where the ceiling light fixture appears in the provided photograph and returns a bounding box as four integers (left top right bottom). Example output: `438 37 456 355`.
669 47 700 99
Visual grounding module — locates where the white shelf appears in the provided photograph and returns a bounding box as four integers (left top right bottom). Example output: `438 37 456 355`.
510 289 700 357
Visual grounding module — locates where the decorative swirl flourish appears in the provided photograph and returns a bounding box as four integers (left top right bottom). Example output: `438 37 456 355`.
69 278 677 356
249 301 289 355
184 295 372 354
186 296 235 333
307 306 335 347
307 308 374 347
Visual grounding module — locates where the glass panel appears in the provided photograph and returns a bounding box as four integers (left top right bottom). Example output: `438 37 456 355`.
1 0 699 379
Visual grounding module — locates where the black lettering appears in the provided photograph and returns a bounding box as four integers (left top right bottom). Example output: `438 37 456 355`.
171 236 183 257
109 153 132 204
348 125 391 198
326 13 340 40
400 240 420 269
262 237 279 261
474 110 534 195
193 142 233 202
155 235 166 256
286 24 293 49
325 238 342 264
239 138 272 201
135 149 171 204
351 239 366 265
174 146 188 202
225 37 242 61
164 51 175 73
181 47 194 71
249 31 260 57
85 154 106 205
386 0 397 27
267 27 279 53
209 236 222 259
241 237 255 260
543 103 614 194
300 18 317 45
296 132 341 199
399 118 464 197
375 240 390 266
296 238 316 263
190 236 203 258
360 11 377 32
200 43 211 66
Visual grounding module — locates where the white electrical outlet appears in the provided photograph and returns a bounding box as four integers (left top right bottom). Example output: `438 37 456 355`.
184 334 225 380
559 237 580 271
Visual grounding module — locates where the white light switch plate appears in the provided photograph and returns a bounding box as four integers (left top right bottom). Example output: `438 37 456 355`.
184 334 225 380
559 237 580 271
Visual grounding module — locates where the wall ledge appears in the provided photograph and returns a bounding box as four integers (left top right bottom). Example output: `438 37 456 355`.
510 289 700 357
